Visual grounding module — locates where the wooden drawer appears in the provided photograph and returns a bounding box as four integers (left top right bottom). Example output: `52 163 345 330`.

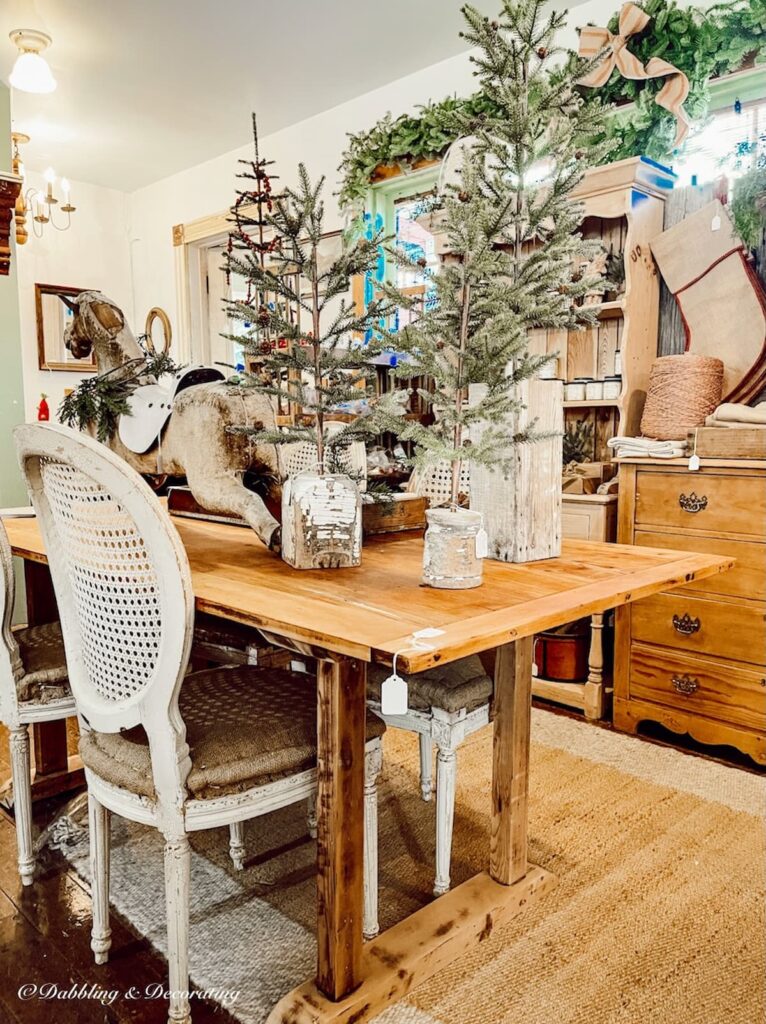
629 642 766 731
634 530 765 602
562 497 616 543
631 591 765 666
635 471 766 538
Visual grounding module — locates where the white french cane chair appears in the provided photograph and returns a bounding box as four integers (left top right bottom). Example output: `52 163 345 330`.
15 423 384 1024
0 518 76 885
368 459 492 896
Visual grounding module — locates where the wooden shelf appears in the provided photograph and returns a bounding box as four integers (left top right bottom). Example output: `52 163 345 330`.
594 300 624 319
532 675 586 709
563 399 620 409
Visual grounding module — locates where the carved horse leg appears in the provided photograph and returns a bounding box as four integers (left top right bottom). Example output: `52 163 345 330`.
184 458 281 551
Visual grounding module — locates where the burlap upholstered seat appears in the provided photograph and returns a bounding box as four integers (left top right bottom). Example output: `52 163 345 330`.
80 665 386 801
14 621 71 704
367 654 492 714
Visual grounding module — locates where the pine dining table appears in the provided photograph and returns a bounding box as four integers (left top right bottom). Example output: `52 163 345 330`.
2 512 733 1024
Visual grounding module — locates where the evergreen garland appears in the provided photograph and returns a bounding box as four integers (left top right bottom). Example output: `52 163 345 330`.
337 0 764 208
58 347 182 442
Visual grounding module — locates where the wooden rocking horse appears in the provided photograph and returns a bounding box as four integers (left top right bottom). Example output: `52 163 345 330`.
61 290 283 551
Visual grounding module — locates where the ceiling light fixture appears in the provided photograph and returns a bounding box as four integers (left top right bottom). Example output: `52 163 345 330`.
8 29 57 94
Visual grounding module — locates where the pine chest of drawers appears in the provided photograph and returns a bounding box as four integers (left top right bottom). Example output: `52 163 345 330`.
614 459 766 765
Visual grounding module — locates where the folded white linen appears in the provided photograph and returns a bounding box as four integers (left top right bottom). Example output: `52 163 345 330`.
607 436 687 459
704 401 766 427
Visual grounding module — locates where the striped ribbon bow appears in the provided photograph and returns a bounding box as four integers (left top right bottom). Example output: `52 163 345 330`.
578 1 690 149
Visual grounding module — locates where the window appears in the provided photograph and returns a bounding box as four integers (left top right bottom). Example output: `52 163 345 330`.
672 95 766 188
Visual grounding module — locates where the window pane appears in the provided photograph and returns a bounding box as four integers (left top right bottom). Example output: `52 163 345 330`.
673 98 766 188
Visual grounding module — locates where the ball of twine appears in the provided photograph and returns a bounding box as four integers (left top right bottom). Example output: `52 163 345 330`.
640 354 724 441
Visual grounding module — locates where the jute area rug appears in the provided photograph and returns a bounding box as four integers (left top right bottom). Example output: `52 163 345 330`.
55 710 766 1024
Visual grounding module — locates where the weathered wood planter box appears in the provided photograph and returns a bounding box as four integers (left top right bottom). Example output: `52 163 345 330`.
282 472 362 570
470 377 563 563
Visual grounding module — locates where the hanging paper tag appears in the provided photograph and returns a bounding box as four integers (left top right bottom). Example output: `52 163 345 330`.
475 527 488 559
711 214 721 232
688 453 700 471
381 673 408 715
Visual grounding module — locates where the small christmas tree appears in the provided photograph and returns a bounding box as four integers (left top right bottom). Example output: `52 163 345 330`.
224 122 405 472
381 0 610 515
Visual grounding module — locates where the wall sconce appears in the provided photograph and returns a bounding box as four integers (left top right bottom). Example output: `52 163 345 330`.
11 132 77 242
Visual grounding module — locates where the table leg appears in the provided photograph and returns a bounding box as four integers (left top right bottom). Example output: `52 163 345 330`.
267 639 555 1024
25 561 81 797
316 656 366 1001
583 612 607 721
490 636 533 886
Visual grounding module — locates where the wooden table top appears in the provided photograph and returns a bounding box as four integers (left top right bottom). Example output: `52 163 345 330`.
4 515 733 673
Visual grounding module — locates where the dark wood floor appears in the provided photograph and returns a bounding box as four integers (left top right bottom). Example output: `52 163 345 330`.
0 708 761 1024
0 725 236 1023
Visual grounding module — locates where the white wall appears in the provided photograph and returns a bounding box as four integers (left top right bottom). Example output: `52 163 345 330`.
128 0 618 344
16 171 132 420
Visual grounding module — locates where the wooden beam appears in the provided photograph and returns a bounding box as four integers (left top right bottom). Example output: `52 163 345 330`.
316 657 366 1000
266 866 556 1024
490 637 533 886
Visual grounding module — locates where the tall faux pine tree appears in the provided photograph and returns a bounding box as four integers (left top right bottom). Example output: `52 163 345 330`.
382 0 610 508
224 122 405 471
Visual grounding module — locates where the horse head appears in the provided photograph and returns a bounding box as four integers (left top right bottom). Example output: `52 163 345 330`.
62 291 142 371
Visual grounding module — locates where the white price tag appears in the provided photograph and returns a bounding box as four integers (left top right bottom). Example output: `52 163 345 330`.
381 673 408 715
711 214 721 232
688 453 700 471
475 527 488 559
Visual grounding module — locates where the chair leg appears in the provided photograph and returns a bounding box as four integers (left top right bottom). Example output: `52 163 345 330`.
229 821 245 871
363 741 383 941
164 833 192 1024
9 726 34 886
419 734 432 802
88 792 112 964
434 746 457 897
306 793 317 840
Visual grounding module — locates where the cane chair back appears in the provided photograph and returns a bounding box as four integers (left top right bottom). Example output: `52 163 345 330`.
407 461 471 506
279 435 367 491
14 424 194 749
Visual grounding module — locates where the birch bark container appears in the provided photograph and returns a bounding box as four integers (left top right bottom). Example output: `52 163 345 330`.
470 377 563 563
282 471 362 570
422 507 484 589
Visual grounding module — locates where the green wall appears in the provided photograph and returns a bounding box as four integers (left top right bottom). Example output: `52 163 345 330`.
0 83 27 506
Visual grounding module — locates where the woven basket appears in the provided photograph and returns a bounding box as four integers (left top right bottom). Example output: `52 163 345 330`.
640 355 724 441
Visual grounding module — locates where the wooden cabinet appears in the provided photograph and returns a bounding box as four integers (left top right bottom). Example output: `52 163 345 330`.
614 459 766 765
555 157 675 463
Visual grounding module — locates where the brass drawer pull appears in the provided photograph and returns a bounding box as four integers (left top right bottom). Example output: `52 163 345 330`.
678 492 707 513
672 613 701 636
671 674 699 695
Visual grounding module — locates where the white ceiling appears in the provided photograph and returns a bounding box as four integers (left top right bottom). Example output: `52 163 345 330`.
1 0 586 193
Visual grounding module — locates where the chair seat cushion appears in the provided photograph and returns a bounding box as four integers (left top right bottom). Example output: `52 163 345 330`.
14 621 71 704
368 655 492 714
79 665 386 801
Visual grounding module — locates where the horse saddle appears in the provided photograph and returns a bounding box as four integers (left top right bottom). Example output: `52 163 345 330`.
118 365 225 454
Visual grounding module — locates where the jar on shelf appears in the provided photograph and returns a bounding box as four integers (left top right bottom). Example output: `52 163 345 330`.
603 376 622 399
614 349 622 376
585 380 604 401
564 380 586 401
